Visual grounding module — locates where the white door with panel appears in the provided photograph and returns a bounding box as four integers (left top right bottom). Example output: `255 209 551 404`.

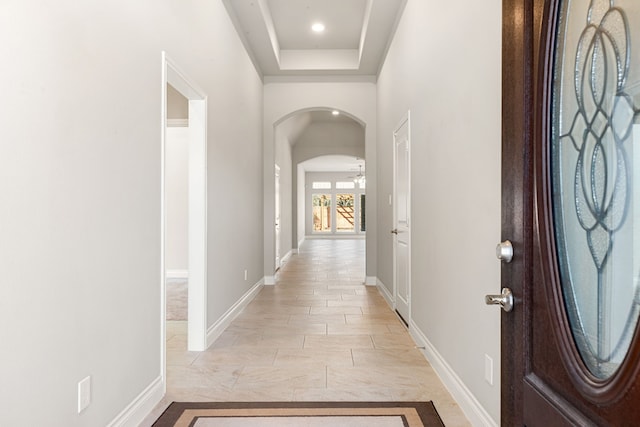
393 114 411 325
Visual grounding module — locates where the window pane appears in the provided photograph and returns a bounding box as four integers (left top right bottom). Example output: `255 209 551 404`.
312 182 331 189
336 194 355 232
312 194 331 232
336 181 355 189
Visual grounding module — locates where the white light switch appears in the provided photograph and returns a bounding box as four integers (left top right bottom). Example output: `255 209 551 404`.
78 376 91 413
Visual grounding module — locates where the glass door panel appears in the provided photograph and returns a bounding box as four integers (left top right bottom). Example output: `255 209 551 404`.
312 194 332 232
336 194 355 232
551 0 640 379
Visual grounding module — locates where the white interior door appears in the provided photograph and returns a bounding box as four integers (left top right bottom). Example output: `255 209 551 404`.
275 165 281 270
393 113 411 325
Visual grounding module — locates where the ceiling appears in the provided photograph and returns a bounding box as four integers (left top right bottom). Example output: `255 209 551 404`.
222 0 406 77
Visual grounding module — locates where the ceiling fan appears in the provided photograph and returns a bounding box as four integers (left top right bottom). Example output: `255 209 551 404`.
348 165 366 185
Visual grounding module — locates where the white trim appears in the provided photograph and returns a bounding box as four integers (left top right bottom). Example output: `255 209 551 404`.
298 236 306 248
264 75 377 84
410 322 498 427
206 280 264 347
162 51 209 354
376 278 394 308
165 270 188 280
264 276 276 285
106 376 164 427
166 118 189 127
365 276 377 286
281 249 295 266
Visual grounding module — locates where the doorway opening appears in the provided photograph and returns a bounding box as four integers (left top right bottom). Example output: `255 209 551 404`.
161 52 208 387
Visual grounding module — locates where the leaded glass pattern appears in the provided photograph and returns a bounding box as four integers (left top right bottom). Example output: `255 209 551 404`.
552 0 640 379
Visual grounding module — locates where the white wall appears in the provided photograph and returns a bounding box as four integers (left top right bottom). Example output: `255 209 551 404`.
376 0 502 423
274 127 293 266
165 127 189 273
264 80 377 279
0 0 263 425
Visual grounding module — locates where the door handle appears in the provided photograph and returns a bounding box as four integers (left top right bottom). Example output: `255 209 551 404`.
485 287 514 312
391 229 398 234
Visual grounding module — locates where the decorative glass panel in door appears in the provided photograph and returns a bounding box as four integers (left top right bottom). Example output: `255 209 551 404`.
312 194 331 232
551 0 640 379
336 194 355 232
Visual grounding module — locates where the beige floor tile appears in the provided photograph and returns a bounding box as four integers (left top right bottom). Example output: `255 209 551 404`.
327 365 434 389
345 313 401 324
192 348 277 366
274 348 354 367
154 239 469 426
304 334 374 349
352 348 428 367
234 366 326 389
293 387 394 402
310 306 363 315
261 324 328 336
371 333 417 348
327 323 394 335
166 349 200 366
289 313 347 325
226 388 295 401
166 365 241 391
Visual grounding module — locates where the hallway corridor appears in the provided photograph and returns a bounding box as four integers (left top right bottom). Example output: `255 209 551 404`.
154 239 469 425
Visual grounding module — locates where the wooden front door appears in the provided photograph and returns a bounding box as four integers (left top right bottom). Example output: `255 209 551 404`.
501 0 640 424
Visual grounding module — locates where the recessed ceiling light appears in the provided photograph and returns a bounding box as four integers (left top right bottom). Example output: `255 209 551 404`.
311 22 325 33
332 110 340 116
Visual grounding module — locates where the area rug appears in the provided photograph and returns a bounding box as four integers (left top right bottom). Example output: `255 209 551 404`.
152 402 445 427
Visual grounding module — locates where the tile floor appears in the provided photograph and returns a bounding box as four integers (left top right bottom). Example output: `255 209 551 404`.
144 239 470 426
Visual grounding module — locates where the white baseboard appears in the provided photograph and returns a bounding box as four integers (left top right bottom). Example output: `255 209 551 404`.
281 249 295 265
166 118 189 127
376 278 394 308
166 270 188 280
410 322 498 427
365 276 377 286
264 276 275 285
107 375 164 427
206 279 264 347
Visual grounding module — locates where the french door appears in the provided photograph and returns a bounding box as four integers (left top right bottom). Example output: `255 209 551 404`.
501 0 640 424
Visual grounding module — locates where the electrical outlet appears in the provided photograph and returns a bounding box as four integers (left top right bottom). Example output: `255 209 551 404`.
484 354 494 386
78 376 91 413
244 269 248 281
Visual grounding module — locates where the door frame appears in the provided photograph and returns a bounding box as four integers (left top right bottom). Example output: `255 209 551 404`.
161 51 208 373
392 112 411 325
274 164 281 270
501 0 536 422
